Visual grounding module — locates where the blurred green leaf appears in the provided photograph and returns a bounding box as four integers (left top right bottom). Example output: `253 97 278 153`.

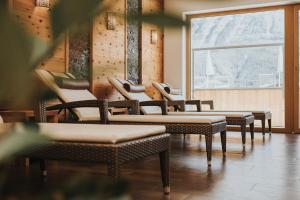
0 123 48 162
51 0 104 39
127 12 188 27
30 37 49 66
0 6 50 108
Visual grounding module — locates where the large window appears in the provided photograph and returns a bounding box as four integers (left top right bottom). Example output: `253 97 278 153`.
191 10 284 90
189 9 286 128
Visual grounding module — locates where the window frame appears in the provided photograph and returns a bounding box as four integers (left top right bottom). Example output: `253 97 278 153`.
186 5 296 133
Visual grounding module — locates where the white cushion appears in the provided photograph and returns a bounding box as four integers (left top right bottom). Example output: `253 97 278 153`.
169 111 252 118
35 69 100 121
152 82 185 101
0 115 3 123
0 123 166 144
59 89 100 121
215 110 271 114
185 105 198 112
109 115 226 124
108 78 162 115
249 111 271 114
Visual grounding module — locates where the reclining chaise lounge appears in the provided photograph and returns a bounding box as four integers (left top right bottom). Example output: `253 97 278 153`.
153 82 272 136
108 78 254 148
0 113 171 194
35 69 227 166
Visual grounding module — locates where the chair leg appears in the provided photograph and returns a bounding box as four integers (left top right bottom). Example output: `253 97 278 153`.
241 125 246 149
107 160 120 181
205 134 213 166
220 131 226 157
250 123 254 142
39 159 47 177
262 119 266 136
159 150 170 195
268 119 272 134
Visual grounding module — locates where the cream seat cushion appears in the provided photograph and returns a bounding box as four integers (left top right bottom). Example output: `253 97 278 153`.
108 78 162 115
248 111 271 114
152 82 185 102
0 123 166 144
169 111 252 118
35 69 100 121
0 115 3 123
216 110 271 114
109 115 226 124
185 105 198 112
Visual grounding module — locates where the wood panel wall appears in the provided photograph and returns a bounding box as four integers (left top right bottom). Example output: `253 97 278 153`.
92 0 164 100
142 0 164 99
91 0 126 100
10 0 164 100
10 0 67 73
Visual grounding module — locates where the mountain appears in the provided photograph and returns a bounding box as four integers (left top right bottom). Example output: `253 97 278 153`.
191 10 284 89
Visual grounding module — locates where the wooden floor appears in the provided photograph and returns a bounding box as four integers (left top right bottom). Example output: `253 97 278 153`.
3 132 300 200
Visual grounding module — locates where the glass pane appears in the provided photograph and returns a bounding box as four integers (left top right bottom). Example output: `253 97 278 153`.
191 10 285 128
193 46 283 89
191 10 284 48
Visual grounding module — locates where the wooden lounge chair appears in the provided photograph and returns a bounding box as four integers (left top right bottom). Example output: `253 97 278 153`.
34 69 227 166
0 116 171 194
153 82 272 135
109 78 255 148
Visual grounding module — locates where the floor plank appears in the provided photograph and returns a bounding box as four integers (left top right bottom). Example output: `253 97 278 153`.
3 132 300 200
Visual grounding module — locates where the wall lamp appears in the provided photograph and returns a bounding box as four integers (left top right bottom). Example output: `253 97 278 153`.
36 0 50 8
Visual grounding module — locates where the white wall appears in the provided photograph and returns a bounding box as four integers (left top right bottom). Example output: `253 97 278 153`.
164 0 300 97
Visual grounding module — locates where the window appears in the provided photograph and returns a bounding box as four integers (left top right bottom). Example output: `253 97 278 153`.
191 10 284 90
189 9 286 128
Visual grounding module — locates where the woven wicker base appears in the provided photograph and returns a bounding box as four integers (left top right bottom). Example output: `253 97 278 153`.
227 115 255 146
25 134 170 194
110 121 227 166
253 112 272 135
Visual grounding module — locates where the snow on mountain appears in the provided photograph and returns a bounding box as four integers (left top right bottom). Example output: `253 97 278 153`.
191 10 284 89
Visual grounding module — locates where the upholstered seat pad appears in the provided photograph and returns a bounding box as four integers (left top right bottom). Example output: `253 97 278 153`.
168 111 252 118
213 110 271 114
109 115 226 124
0 123 166 144
0 115 3 123
246 111 271 114
36 69 101 121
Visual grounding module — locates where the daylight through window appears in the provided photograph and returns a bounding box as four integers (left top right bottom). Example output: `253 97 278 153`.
191 10 285 90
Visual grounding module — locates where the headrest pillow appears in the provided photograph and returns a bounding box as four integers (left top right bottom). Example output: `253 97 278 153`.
123 83 146 93
55 77 90 90
164 86 181 95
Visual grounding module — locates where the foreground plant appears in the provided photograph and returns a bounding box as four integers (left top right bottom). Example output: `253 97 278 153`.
0 0 186 199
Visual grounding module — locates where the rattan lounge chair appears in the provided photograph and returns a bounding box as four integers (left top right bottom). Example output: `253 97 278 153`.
35 69 227 166
153 82 272 135
109 78 254 147
0 116 171 194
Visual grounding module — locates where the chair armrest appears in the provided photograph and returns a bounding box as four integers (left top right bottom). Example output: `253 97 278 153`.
201 100 214 110
167 100 186 112
108 100 140 115
185 100 201 112
139 100 168 115
46 100 109 124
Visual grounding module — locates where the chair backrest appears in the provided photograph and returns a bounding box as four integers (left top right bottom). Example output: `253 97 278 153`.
108 78 162 115
152 82 185 101
0 115 3 123
35 69 100 121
